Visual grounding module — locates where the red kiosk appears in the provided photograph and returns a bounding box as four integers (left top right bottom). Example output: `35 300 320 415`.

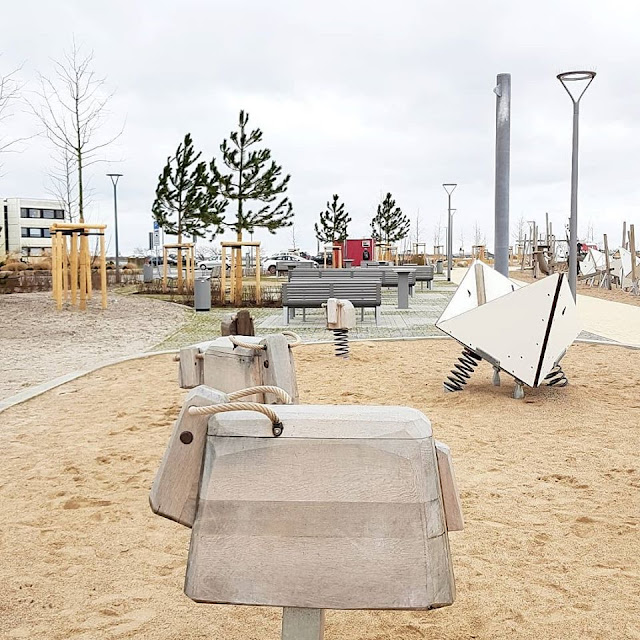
340 238 376 267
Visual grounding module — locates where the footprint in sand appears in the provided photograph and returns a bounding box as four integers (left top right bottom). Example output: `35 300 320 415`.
62 497 114 510
539 474 589 489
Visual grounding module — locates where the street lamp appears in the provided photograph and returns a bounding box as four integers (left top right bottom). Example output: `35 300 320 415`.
557 70 595 300
107 173 123 284
442 183 457 281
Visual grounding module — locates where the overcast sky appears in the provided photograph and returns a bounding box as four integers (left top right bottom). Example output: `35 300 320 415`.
2 0 639 256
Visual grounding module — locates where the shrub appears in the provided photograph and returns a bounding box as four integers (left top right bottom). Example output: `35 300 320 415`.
1 262 28 272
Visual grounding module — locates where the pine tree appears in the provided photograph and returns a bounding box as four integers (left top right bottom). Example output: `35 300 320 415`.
315 194 351 245
210 110 293 236
152 133 226 241
210 110 293 301
370 192 410 245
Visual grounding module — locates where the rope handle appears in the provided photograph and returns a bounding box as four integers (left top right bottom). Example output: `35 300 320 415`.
229 331 303 350
188 402 283 437
228 385 293 404
228 335 267 350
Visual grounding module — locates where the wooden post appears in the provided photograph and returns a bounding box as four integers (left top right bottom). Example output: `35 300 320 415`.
61 233 68 302
55 231 64 310
475 261 487 306
86 231 93 299
176 246 183 292
70 232 78 306
629 224 638 294
51 231 58 301
100 232 107 309
220 245 227 304
163 247 168 292
229 247 236 306
281 608 325 640
255 244 261 305
603 234 612 290
189 246 194 290
79 232 88 311
234 235 243 306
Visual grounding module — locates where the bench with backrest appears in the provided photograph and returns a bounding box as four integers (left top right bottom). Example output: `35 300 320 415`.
276 261 316 276
413 265 434 289
290 266 417 295
289 268 384 282
281 279 382 325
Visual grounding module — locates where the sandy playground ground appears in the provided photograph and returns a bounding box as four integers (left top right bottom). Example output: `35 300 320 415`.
0 339 639 639
0 292 189 400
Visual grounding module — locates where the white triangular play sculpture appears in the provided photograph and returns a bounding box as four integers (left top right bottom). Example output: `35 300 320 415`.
579 248 606 277
436 262 581 396
611 247 640 289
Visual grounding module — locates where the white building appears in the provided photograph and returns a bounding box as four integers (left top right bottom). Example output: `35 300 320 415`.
1 198 66 259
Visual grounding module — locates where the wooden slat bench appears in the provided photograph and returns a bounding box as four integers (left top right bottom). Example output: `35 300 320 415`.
281 280 382 325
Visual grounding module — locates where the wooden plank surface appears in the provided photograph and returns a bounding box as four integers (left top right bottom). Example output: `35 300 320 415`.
185 424 454 609
261 334 299 403
435 441 464 532
150 386 228 527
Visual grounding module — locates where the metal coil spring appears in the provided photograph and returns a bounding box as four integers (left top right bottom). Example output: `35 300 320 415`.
544 364 568 387
333 328 350 358
443 348 482 392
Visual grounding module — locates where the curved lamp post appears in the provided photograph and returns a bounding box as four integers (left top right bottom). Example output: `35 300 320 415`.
557 70 595 300
442 183 457 282
107 173 123 284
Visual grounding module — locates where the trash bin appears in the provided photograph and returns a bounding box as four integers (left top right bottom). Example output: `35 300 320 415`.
143 263 154 283
436 259 443 274
194 277 211 312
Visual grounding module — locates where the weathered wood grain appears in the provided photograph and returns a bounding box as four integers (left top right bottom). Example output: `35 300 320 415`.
260 335 299 403
150 386 227 527
184 406 456 609
435 441 465 532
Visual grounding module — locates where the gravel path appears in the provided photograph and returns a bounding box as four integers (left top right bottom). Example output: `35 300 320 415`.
0 292 190 400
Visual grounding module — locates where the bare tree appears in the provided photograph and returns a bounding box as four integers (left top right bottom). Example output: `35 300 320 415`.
458 226 465 257
29 41 122 222
46 147 79 222
0 59 25 173
473 221 485 247
290 223 298 251
432 215 443 253
414 208 423 246
511 214 526 243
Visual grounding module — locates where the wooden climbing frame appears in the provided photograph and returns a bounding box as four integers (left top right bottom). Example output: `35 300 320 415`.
220 241 261 306
50 223 107 311
162 243 195 292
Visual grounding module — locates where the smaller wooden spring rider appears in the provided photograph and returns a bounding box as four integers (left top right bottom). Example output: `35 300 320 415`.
324 297 356 358
175 331 302 402
150 384 464 639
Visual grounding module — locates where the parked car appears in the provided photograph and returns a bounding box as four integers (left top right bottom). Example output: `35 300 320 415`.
312 252 333 266
262 252 317 275
198 257 231 272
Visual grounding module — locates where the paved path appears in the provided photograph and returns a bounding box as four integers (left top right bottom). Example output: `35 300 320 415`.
153 279 458 349
450 266 640 347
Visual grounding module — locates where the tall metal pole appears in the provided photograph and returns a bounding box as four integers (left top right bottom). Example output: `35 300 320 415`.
107 173 123 284
447 192 452 280
494 73 511 277
443 184 457 282
568 100 579 298
557 71 595 300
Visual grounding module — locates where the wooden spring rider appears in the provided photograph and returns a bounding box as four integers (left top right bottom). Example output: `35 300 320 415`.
50 223 107 311
150 382 464 639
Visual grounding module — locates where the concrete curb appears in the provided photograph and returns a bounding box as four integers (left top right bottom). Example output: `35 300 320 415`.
1 334 637 415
